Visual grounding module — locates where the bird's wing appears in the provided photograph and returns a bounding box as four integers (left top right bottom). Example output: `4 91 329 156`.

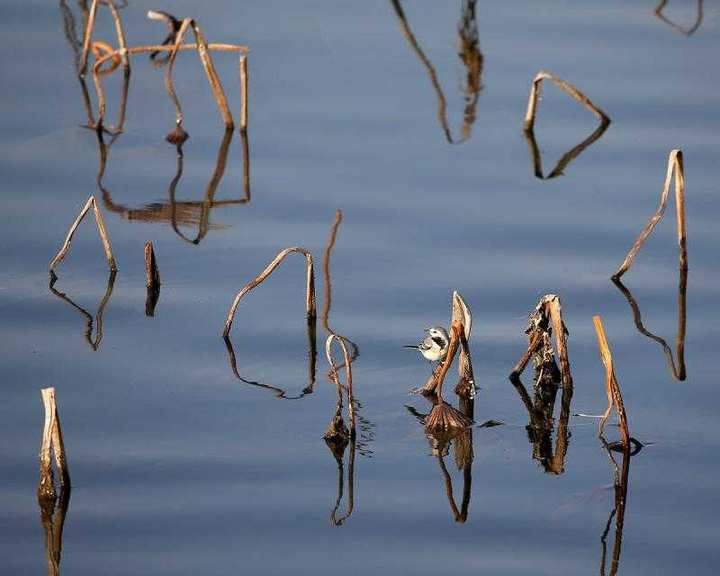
430 335 446 347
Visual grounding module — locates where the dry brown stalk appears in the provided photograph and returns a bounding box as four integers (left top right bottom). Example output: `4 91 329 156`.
223 247 316 337
613 150 687 280
655 0 704 36
93 39 249 133
49 195 117 275
326 334 356 427
593 316 630 447
38 388 70 501
321 209 359 367
451 291 474 391
144 242 160 316
511 294 573 389
425 322 473 432
523 70 610 132
144 242 160 289
79 0 130 77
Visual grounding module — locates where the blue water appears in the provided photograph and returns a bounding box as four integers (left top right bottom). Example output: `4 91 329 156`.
1 1 719 574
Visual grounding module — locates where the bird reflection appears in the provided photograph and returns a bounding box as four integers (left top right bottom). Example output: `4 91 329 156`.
96 126 250 244
654 0 704 36
49 270 117 352
612 269 687 381
390 0 483 144
38 485 71 576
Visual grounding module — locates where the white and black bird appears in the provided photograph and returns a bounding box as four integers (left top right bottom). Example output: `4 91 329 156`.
404 326 450 363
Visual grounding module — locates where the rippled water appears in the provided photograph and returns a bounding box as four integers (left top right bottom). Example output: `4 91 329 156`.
1 1 719 574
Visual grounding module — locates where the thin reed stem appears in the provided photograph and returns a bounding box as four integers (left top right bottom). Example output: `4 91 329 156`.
523 70 610 132
593 316 630 447
49 196 117 274
223 247 316 337
613 150 687 279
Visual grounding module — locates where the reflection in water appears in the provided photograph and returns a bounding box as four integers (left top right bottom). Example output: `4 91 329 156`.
654 0 704 36
49 270 117 352
524 120 610 179
510 372 573 475
59 0 130 133
38 486 71 576
612 274 687 381
522 70 610 180
97 127 250 244
598 436 633 576
407 393 474 522
509 295 574 474
321 210 370 526
223 335 316 399
390 0 483 144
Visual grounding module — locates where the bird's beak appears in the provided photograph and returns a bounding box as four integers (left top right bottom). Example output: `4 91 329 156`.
424 327 431 333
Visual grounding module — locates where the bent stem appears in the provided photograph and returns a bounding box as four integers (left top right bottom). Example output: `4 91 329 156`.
93 41 248 132
49 196 116 274
613 149 687 280
523 70 610 132
593 316 630 447
223 247 316 337
326 334 355 428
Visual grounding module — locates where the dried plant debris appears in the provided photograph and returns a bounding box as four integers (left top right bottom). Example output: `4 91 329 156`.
613 150 687 280
522 70 610 178
49 195 117 276
223 247 316 337
593 316 630 448
71 2 249 134
511 294 572 390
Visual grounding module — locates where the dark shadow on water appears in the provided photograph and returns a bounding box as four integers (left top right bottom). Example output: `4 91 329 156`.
390 0 483 144
49 269 117 352
223 333 316 400
97 128 250 244
598 434 640 576
654 0 704 36
612 270 687 381
510 371 573 475
38 485 71 576
524 119 610 179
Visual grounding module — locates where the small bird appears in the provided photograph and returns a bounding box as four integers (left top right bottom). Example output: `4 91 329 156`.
404 326 450 363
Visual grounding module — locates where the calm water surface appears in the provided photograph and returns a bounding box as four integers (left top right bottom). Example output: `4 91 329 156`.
1 1 719 574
